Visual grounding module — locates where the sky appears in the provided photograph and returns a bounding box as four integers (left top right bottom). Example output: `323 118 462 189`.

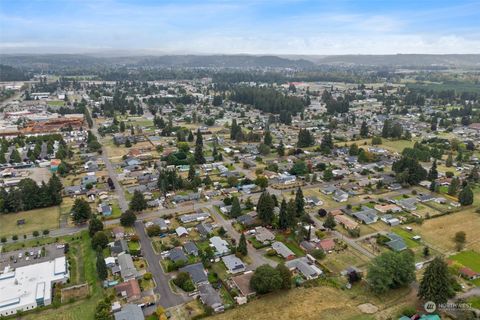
0 0 480 55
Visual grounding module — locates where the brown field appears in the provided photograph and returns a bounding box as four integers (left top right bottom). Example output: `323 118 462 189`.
411 208 480 253
0 206 60 237
212 285 416 320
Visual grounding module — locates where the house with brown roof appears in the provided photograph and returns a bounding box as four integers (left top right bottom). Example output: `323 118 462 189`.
115 279 142 302
231 271 256 298
334 215 359 230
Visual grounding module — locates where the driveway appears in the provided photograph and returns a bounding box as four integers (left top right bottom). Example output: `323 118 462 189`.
135 221 191 308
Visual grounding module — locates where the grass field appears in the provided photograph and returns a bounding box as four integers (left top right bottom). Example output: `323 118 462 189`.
212 284 415 320
0 206 60 238
339 138 415 154
450 250 480 272
47 100 65 106
322 247 370 274
412 209 480 253
391 227 421 248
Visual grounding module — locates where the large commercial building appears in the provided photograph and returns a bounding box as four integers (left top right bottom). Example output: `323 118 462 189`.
0 256 69 316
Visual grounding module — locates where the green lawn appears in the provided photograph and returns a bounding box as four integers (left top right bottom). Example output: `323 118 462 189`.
467 296 480 309
47 100 65 106
391 227 421 248
274 233 305 257
0 206 60 238
450 250 480 272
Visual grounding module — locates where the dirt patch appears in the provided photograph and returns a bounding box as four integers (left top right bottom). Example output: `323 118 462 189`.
358 303 378 314
61 283 90 302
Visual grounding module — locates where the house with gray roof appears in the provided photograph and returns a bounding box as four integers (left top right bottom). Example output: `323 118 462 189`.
153 218 168 231
179 212 210 224
272 241 295 260
198 283 224 313
396 198 417 211
286 257 323 280
210 236 230 257
386 233 407 252
117 253 140 281
196 222 213 238
222 254 246 274
114 304 144 320
184 241 199 256
179 263 208 285
351 206 378 225
168 247 188 263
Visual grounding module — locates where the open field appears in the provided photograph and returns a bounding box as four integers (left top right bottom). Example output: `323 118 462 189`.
322 247 370 274
0 206 60 238
47 100 65 106
449 250 480 272
339 138 416 154
411 209 480 253
212 284 416 320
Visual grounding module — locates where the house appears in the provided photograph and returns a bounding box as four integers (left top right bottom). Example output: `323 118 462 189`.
351 206 378 225
305 196 323 207
380 214 401 226
112 226 125 240
117 253 140 281
98 202 112 217
222 254 246 274
321 185 336 195
114 279 141 302
179 263 208 285
418 194 435 202
278 172 296 184
254 226 275 243
299 240 316 253
196 222 213 238
318 238 335 252
237 214 255 227
396 198 417 211
271 241 295 260
285 257 323 280
153 218 168 231
114 304 144 320
333 189 349 202
334 215 359 230
385 233 407 252
198 283 224 313
110 239 129 256
459 267 480 280
179 212 210 224
184 241 199 256
168 247 188 263
374 203 402 214
176 226 189 237
231 271 256 297
210 236 230 256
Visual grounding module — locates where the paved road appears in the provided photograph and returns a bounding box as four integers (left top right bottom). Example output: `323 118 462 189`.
135 221 191 308
90 109 128 212
209 206 277 269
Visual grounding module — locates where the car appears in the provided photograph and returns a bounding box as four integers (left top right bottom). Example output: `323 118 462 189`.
18 253 22 258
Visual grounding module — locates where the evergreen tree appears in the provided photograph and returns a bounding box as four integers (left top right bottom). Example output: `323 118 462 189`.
448 177 460 196
96 249 108 280
187 164 196 181
48 174 63 205
446 153 453 167
360 120 369 137
323 214 336 229
71 198 91 224
10 148 21 163
194 130 205 164
129 190 147 212
257 191 275 225
276 263 292 289
120 210 137 227
428 160 438 181
230 196 242 218
89 217 104 237
238 233 248 256
295 187 305 217
286 199 296 229
278 199 289 230
349 143 359 156
418 257 455 304
323 168 333 181
320 133 333 154
264 131 273 146
277 140 285 156
459 184 474 206
297 129 315 148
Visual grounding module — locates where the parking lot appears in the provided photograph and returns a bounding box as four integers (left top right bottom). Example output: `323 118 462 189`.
0 243 65 270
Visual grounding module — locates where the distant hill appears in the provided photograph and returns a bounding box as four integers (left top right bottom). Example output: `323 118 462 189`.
0 64 29 81
0 54 314 70
303 54 480 67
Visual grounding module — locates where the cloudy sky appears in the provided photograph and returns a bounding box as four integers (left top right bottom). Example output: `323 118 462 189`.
1 0 479 54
